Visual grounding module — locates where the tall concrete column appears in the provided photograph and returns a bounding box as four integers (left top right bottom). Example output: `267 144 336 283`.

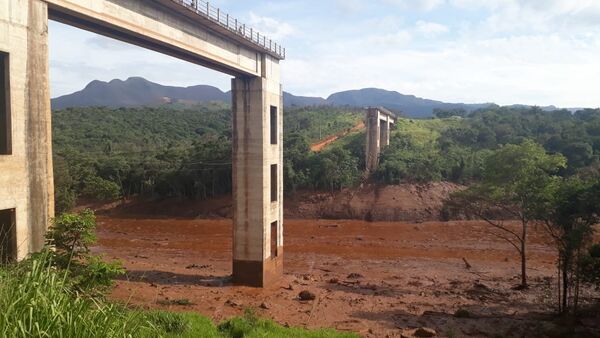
384 118 391 146
231 54 283 287
365 108 381 173
0 0 53 259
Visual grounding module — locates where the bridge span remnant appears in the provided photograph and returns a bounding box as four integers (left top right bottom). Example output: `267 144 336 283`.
0 0 285 287
365 107 396 173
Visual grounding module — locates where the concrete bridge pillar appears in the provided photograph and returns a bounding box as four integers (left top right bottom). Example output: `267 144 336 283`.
0 0 54 260
231 55 283 287
365 107 395 173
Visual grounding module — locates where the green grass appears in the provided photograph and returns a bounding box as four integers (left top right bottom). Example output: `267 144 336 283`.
393 117 462 146
0 254 357 338
0 252 154 338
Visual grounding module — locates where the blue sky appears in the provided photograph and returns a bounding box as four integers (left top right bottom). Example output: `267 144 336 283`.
49 0 600 107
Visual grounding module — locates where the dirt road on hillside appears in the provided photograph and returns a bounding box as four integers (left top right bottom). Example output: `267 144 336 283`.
95 217 599 338
310 121 365 152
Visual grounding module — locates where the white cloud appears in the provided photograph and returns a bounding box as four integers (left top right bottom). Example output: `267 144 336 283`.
451 0 600 33
247 12 295 40
383 0 446 11
283 33 600 108
336 0 364 13
415 21 449 37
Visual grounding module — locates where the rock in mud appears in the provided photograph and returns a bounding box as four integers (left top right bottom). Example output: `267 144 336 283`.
414 327 437 337
298 290 316 301
259 302 270 309
347 273 364 279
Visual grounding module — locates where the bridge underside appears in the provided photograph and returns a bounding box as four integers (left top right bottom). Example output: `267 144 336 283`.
0 0 283 287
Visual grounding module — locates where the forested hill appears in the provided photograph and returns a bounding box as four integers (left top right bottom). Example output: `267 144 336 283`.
52 103 599 214
52 77 497 117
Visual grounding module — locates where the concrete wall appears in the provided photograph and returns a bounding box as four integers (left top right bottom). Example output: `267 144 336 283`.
0 0 53 259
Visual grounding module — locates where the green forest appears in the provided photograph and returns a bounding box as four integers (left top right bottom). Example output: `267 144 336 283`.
52 104 600 213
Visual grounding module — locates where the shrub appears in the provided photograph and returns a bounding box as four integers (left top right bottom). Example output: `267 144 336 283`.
45 209 124 291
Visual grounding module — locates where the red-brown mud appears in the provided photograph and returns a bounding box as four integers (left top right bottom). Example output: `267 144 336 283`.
94 217 599 338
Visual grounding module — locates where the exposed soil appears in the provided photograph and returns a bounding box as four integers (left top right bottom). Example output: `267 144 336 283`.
286 182 464 222
310 121 366 152
94 217 600 338
102 182 464 222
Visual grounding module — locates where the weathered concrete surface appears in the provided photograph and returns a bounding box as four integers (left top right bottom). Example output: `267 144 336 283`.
231 54 283 287
0 0 53 260
46 0 264 76
0 0 284 286
365 107 395 173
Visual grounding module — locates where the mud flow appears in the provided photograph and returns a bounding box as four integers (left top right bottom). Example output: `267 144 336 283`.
95 217 598 338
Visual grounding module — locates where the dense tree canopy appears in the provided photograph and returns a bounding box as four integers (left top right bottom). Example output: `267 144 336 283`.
52 104 600 213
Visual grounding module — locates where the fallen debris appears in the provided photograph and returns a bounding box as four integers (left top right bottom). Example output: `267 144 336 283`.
462 257 472 269
298 290 316 301
414 327 437 337
347 273 364 279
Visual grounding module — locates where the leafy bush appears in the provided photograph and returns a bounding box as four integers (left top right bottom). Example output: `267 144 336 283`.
45 209 124 291
581 244 600 287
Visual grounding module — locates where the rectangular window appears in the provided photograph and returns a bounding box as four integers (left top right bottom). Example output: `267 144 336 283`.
0 209 16 264
270 221 278 258
270 106 277 145
0 52 11 155
270 164 277 202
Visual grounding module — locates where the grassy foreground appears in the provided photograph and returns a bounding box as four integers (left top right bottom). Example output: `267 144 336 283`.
0 253 357 338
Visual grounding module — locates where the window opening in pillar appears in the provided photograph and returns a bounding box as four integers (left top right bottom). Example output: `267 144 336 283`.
0 208 16 264
271 164 278 202
0 52 11 155
270 221 278 258
270 105 278 145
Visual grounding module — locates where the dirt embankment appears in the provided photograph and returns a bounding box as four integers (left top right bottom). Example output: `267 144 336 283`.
286 182 463 222
101 182 463 222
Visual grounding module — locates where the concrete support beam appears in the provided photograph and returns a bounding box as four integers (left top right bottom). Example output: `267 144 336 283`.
231 55 283 287
45 0 263 77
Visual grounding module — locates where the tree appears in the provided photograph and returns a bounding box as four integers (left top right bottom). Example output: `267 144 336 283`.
82 176 122 202
535 179 600 314
448 140 566 288
312 147 361 192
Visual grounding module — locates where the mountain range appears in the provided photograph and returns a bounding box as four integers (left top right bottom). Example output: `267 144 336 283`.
50 77 531 117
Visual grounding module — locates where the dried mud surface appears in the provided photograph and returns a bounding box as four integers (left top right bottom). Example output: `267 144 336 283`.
94 217 600 338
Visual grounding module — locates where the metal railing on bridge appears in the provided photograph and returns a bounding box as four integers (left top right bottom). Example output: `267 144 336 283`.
174 0 286 59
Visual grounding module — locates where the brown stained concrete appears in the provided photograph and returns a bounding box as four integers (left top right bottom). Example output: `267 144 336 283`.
231 54 283 287
1 0 284 286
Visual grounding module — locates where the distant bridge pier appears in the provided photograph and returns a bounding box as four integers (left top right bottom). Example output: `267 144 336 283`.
365 107 396 173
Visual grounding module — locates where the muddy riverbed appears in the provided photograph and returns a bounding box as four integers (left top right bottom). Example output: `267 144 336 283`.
94 217 599 337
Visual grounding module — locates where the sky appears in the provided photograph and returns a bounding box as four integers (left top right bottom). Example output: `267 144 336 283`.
49 0 600 108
